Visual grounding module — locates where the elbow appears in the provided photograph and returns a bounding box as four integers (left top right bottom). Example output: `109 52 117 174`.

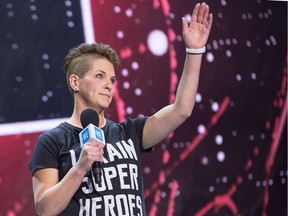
175 111 192 125
35 204 47 216
35 200 46 215
35 209 57 216
174 101 195 120
185 108 193 118
35 202 58 216
178 107 193 120
181 112 192 121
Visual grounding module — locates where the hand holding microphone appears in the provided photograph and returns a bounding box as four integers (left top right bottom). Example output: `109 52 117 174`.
79 109 105 183
77 139 104 174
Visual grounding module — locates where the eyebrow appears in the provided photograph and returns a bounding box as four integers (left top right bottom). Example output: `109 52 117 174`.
96 70 117 80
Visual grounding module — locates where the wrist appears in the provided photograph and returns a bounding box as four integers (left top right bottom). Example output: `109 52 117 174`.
186 46 206 54
74 163 89 177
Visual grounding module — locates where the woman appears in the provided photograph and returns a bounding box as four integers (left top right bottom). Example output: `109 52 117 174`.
28 2 213 215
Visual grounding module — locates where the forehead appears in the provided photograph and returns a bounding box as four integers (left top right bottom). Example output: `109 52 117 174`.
89 57 115 76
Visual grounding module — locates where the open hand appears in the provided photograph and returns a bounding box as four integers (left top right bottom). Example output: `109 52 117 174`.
182 2 213 49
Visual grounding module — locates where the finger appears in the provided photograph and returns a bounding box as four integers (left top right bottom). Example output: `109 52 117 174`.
206 13 213 30
182 17 189 34
202 4 210 26
89 139 104 147
191 3 200 24
100 143 105 149
85 146 103 162
82 143 103 156
197 2 206 23
93 149 104 162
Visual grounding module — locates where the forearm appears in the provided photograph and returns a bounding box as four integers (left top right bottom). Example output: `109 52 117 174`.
174 53 202 118
142 54 203 149
35 166 86 216
143 2 212 149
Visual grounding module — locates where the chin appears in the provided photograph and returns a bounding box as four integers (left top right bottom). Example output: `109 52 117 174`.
99 102 111 110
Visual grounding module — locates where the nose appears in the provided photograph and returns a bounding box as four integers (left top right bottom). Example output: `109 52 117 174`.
104 78 114 91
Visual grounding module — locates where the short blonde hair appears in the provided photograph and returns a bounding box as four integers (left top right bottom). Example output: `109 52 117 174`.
63 43 120 94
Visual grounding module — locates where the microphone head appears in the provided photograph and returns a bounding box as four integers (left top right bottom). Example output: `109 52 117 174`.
80 109 99 128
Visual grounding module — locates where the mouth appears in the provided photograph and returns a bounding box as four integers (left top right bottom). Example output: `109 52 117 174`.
100 93 110 99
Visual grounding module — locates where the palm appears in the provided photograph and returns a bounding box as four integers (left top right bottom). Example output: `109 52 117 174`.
182 3 213 49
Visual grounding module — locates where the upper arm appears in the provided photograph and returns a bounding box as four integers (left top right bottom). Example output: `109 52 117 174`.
142 105 188 149
32 168 59 205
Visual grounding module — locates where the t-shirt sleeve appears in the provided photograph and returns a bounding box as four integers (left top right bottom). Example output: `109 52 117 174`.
131 116 153 153
28 132 60 176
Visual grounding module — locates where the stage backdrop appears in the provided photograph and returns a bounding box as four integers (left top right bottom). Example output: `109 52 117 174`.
0 0 287 215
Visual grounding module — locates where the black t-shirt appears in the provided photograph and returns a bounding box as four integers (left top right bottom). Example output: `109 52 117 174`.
28 117 150 216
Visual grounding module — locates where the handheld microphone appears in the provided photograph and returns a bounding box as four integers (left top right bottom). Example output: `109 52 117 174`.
79 109 105 183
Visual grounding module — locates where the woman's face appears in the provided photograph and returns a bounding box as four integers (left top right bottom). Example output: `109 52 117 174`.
77 58 116 111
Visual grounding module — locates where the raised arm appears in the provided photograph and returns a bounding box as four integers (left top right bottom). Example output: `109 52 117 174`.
142 2 213 149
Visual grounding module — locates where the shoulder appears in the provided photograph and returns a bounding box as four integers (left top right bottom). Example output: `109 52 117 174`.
37 122 79 143
104 116 148 130
43 122 79 136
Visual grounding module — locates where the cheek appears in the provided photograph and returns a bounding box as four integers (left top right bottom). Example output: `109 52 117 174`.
111 88 115 97
81 78 98 90
86 81 96 90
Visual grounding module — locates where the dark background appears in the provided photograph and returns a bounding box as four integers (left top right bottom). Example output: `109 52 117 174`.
0 0 287 215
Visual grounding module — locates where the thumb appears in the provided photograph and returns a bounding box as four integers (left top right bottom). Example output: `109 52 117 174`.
181 17 189 34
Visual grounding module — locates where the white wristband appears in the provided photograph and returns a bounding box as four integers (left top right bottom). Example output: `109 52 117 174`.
186 46 206 54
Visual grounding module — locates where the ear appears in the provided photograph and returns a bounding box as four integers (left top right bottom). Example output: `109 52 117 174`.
69 74 80 93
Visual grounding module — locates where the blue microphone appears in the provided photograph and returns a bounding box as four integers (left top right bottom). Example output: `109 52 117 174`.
79 109 105 183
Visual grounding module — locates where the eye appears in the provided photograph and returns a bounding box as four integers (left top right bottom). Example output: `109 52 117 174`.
96 73 104 78
111 77 116 84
